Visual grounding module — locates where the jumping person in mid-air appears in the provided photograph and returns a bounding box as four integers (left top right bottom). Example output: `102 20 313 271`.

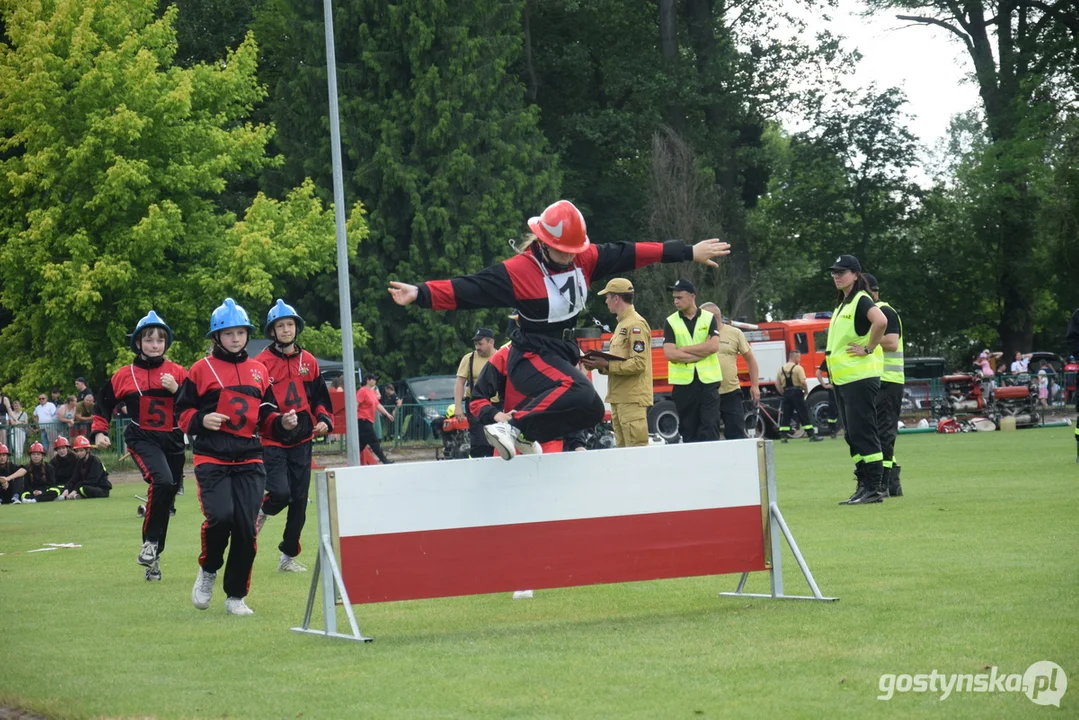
388 199 729 460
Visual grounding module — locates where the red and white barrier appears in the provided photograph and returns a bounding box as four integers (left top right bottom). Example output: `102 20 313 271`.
292 439 835 643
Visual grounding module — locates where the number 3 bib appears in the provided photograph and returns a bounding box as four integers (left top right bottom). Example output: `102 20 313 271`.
216 389 259 438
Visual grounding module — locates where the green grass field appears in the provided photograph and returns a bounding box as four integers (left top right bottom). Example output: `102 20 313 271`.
1 427 1076 719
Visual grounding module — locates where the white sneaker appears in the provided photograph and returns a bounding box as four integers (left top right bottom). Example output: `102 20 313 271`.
484 422 516 460
10 497 20 504
485 422 542 460
23 498 36 504
255 509 267 537
514 435 542 456
137 540 158 567
56 494 66 501
191 568 217 610
278 554 307 573
512 590 534 600
225 597 254 616
145 561 162 582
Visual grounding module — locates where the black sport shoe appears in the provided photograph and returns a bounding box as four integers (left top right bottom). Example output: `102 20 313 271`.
839 487 866 505
809 435 824 442
848 490 885 505
381 459 395 465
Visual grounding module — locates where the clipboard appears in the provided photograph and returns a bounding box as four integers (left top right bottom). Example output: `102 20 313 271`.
580 349 625 362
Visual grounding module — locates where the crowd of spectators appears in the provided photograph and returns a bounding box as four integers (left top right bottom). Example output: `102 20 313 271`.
0 377 118 461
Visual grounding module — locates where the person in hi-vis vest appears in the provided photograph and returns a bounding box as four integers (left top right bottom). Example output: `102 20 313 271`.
864 273 905 498
662 279 722 443
825 256 888 505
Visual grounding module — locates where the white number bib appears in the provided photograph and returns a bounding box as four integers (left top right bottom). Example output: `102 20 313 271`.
544 267 587 322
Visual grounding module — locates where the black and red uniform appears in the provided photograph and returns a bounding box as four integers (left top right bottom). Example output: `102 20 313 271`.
469 344 569 454
255 345 333 559
0 459 23 504
20 461 58 502
421 240 694 442
65 454 111 498
175 347 294 600
92 357 188 555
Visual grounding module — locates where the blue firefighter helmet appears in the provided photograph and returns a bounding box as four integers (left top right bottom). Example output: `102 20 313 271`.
129 310 173 353
206 298 256 338
265 299 305 337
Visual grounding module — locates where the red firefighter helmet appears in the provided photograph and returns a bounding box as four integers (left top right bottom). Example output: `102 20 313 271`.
73 435 92 450
29 441 45 454
0 443 9 454
527 200 590 254
936 417 962 434
54 436 70 448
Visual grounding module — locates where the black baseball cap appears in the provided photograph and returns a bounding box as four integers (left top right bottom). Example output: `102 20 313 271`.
364 372 379 382
472 327 494 341
75 376 86 384
667 279 697 294
829 254 862 273
863 273 879 291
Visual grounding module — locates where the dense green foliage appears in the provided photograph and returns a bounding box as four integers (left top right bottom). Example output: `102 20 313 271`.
0 0 365 396
0 0 1074 388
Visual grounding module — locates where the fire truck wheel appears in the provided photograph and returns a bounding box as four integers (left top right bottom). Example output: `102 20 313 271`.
647 400 681 444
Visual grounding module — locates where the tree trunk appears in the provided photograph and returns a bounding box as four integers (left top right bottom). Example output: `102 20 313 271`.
658 0 684 134
685 0 756 319
522 0 537 102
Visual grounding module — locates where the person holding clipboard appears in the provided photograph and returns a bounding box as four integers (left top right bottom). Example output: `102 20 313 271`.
580 278 652 447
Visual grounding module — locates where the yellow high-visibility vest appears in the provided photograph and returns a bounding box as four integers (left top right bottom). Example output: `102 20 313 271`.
825 291 883 385
666 311 722 385
875 300 904 385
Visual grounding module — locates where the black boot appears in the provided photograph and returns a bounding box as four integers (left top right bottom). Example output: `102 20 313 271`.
849 464 885 505
887 465 903 498
808 431 824 443
839 468 866 505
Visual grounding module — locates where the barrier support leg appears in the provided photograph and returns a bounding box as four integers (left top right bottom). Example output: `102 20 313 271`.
720 441 838 602
291 471 373 642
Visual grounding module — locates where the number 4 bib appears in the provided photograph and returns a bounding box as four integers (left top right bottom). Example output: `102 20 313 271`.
272 379 309 415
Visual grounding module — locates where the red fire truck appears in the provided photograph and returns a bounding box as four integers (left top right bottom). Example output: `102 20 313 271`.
579 314 834 441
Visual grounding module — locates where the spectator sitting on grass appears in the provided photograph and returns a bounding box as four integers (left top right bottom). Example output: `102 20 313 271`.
60 436 110 500
0 443 23 504
50 436 77 489
11 442 60 502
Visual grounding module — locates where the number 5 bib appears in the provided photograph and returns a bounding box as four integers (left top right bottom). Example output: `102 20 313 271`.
139 396 175 432
216 389 259 438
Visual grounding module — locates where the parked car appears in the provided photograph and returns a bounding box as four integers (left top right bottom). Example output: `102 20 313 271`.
393 375 458 440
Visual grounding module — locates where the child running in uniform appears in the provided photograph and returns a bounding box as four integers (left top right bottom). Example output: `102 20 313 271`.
92 311 188 582
254 300 334 573
175 299 299 616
